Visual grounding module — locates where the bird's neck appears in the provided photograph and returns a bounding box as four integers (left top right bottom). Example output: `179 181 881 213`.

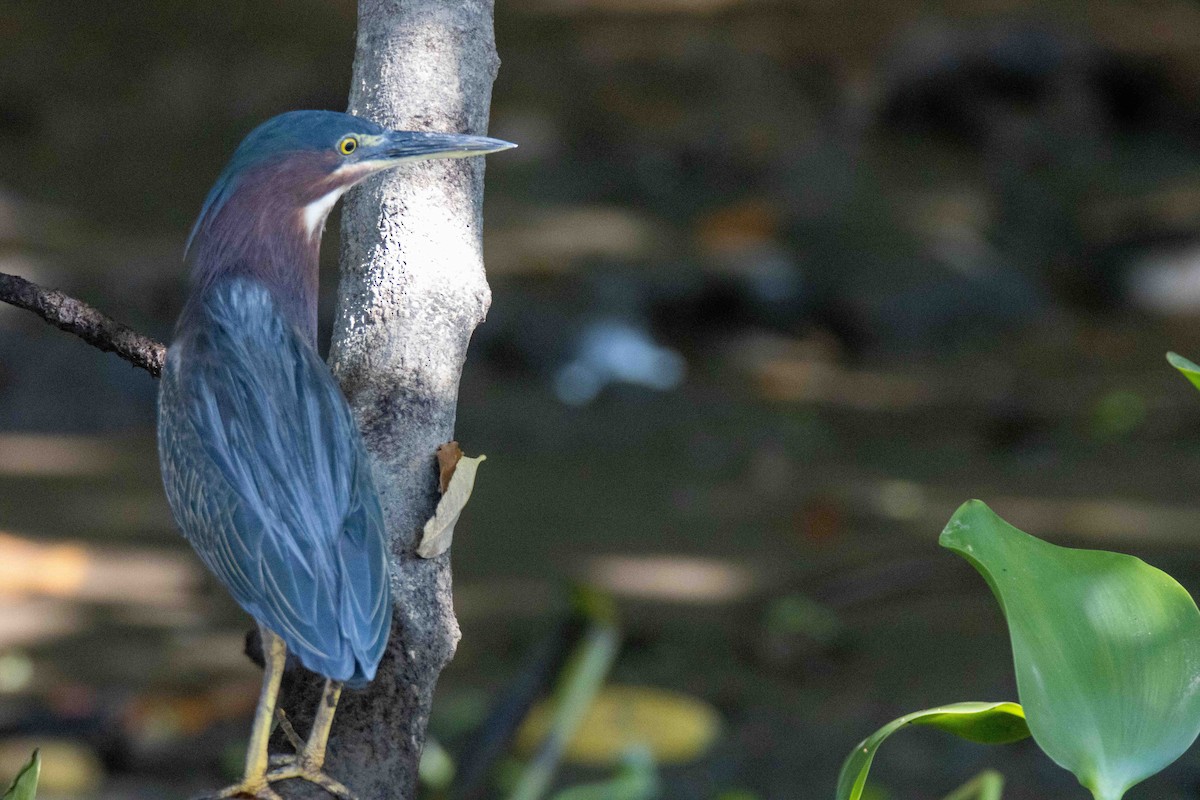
181 166 342 345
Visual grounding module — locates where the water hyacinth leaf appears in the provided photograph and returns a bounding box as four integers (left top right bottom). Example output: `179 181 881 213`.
1167 352 1200 392
940 501 1200 800
836 702 1028 800
2 750 39 800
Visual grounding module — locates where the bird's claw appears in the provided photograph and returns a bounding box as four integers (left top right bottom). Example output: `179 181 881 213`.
264 708 353 797
266 757 358 799
195 759 355 800
192 779 284 800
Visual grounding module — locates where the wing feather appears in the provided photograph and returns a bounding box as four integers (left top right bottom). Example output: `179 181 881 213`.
158 278 391 685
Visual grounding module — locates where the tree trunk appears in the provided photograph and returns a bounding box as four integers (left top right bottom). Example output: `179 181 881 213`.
277 1 500 797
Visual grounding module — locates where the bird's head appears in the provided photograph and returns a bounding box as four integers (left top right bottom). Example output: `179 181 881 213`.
187 110 514 255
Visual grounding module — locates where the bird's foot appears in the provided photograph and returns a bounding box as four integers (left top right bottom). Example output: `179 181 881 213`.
266 756 358 800
192 778 284 800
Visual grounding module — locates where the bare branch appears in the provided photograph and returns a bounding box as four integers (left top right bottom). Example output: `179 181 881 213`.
0 271 165 377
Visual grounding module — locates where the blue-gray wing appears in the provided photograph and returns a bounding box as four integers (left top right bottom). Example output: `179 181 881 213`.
157 278 391 686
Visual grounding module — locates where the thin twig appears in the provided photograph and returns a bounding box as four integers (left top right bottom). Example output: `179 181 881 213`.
0 271 165 377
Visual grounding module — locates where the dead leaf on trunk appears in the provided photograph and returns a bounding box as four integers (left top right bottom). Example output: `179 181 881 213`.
418 448 486 559
437 441 465 493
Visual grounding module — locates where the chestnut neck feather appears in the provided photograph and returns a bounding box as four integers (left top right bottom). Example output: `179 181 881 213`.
180 154 343 345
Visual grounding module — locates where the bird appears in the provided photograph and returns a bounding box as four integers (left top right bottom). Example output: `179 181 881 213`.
156 110 514 799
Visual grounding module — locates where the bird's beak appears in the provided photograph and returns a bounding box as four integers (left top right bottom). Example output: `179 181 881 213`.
370 131 516 164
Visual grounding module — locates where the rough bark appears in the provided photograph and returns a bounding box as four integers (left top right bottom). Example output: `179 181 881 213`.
0 271 165 376
276 1 501 799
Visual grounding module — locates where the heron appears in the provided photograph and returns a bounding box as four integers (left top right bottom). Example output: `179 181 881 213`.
157 110 513 799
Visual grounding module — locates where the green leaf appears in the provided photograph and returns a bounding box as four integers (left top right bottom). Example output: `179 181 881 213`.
2 750 39 800
1167 352 1200 392
549 747 658 800
942 770 1004 800
941 501 1200 800
836 702 1029 800
508 596 621 800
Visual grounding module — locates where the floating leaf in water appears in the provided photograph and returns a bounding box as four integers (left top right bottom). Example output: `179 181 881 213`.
518 685 721 767
941 501 1200 800
2 750 39 800
836 702 1028 800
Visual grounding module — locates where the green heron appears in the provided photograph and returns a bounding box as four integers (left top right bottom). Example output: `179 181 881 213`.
157 111 513 799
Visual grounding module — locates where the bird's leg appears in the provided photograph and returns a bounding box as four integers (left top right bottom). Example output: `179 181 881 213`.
197 628 287 800
267 691 331 766
266 679 356 799
303 680 341 765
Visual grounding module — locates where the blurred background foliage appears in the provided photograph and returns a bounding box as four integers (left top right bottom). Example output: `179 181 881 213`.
4 0 1200 797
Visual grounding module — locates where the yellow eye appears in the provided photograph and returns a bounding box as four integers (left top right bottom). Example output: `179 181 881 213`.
338 136 358 156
